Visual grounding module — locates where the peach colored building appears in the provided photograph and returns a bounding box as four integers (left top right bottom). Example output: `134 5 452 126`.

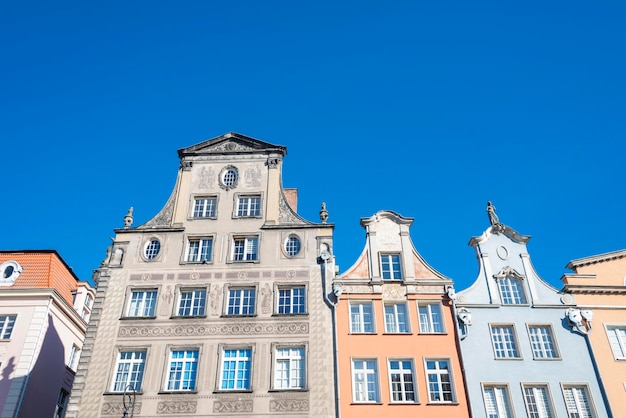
333 211 470 418
562 249 626 416
0 251 94 418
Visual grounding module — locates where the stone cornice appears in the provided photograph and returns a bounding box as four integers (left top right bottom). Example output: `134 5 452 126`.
566 249 626 270
561 285 626 295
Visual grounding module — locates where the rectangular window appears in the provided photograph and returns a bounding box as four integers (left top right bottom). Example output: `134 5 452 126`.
380 254 402 280
352 359 379 402
483 385 514 418
277 286 306 314
185 237 213 262
490 325 520 359
418 302 444 333
237 195 261 217
112 350 146 392
192 197 217 218
384 303 409 333
126 290 157 317
166 349 198 392
54 388 70 418
498 277 526 304
67 345 80 370
177 289 207 317
606 326 626 360
562 385 595 418
523 385 554 418
227 288 256 315
233 236 259 261
388 359 416 403
0 315 16 339
528 325 559 359
220 348 252 390
350 302 375 333
274 346 305 389
425 359 454 403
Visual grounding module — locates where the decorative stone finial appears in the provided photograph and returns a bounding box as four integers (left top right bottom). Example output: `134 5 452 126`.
124 207 134 228
319 202 329 224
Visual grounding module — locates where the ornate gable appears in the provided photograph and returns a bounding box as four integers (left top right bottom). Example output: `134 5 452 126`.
178 132 287 158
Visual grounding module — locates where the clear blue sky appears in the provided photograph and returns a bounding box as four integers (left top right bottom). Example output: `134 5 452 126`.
2 1 625 290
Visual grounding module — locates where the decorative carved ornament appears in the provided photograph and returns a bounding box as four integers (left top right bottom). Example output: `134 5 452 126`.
213 399 253 413
493 266 525 281
382 284 406 300
119 322 309 338
157 400 197 414
270 398 310 412
101 402 142 415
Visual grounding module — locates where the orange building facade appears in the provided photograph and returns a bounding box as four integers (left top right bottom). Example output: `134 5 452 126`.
562 249 626 416
333 211 470 418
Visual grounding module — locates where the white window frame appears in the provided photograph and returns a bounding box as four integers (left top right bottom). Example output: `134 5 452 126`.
176 288 207 317
424 358 455 403
232 235 259 262
284 235 302 257
418 302 444 333
482 384 514 418
351 359 379 403
126 289 158 318
0 315 16 339
522 384 555 418
226 287 256 316
605 325 626 360
528 325 560 359
498 276 527 304
350 301 375 334
143 238 161 261
384 303 410 333
380 253 403 280
277 286 306 314
388 359 417 403
218 347 253 391
67 345 80 370
561 384 596 418
490 324 521 359
165 348 199 392
236 194 262 217
272 344 306 390
185 236 214 263
111 350 147 393
192 196 217 218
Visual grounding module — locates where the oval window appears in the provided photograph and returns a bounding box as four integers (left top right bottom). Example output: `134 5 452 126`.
144 239 161 260
285 235 301 257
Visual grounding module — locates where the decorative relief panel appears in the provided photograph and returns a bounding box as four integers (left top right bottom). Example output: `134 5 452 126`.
213 399 253 413
341 285 373 294
119 322 309 338
198 166 216 189
278 193 304 224
159 285 174 316
101 402 142 415
157 400 197 414
260 283 272 314
210 284 222 316
382 284 406 300
244 165 262 187
270 399 309 412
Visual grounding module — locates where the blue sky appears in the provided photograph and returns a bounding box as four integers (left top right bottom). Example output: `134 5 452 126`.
2 1 625 290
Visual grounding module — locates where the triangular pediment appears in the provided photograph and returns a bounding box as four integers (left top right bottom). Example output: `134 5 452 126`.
178 132 287 158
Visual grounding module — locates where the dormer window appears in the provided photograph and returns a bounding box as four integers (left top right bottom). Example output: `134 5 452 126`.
494 267 527 305
380 254 402 281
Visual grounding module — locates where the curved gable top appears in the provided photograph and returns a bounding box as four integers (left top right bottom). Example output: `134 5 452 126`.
178 132 287 158
359 210 414 228
468 224 531 247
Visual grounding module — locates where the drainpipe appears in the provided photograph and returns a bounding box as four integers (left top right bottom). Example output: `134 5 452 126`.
320 254 341 418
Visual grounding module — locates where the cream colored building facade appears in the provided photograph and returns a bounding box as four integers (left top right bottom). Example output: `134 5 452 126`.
67 133 337 417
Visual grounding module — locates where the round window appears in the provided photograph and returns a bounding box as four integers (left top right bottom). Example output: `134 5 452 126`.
285 235 301 257
221 167 238 188
144 239 161 260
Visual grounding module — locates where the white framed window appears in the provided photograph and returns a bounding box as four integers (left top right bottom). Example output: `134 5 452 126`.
166 349 199 392
384 303 409 333
67 345 80 371
350 302 375 333
425 359 454 403
483 384 514 418
177 288 207 317
380 254 402 280
219 348 252 390
277 286 306 314
233 236 259 261
0 315 16 339
490 325 521 359
418 302 444 333
284 235 302 257
227 288 256 315
528 325 559 359
185 237 214 263
54 388 70 418
111 350 146 392
388 359 416 403
144 239 161 260
273 346 305 390
562 385 596 418
220 166 239 189
498 276 526 304
606 326 626 360
237 195 261 217
523 384 555 418
192 196 217 218
351 359 379 402
126 289 158 317
81 294 94 321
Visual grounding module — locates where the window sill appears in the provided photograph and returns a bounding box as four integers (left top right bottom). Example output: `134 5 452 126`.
493 357 524 361
532 357 562 361
104 391 144 396
120 316 156 320
426 401 459 405
349 332 378 335
221 314 258 318
268 388 309 393
158 390 198 395
213 389 253 394
389 401 420 405
350 402 383 405
382 332 412 336
170 315 208 320
180 261 214 265
272 313 309 317
418 332 448 336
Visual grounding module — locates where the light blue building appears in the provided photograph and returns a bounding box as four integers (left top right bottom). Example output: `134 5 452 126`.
453 203 611 418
